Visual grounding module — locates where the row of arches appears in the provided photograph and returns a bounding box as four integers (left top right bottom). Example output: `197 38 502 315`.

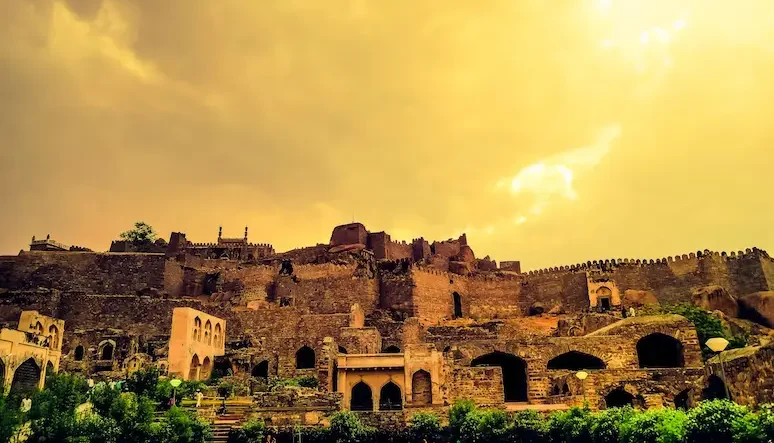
0 358 57 396
192 317 223 348
351 381 403 411
33 322 60 350
189 354 213 381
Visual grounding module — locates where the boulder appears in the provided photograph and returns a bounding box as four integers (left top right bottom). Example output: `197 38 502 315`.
739 291 774 328
622 289 659 308
691 285 738 317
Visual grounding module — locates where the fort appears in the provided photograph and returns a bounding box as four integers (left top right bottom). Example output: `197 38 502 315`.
0 222 773 428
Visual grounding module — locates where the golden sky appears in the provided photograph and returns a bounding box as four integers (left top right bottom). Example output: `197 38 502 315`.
1 0 773 270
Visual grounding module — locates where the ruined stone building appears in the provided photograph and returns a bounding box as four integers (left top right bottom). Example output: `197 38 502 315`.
1 222 772 422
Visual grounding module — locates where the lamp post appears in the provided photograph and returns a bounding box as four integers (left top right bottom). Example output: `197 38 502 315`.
706 337 731 400
575 370 588 405
170 379 182 407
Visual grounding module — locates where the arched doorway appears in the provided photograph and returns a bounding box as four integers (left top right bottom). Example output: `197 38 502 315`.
296 346 316 369
201 357 212 380
547 351 606 370
45 361 55 377
605 388 634 408
214 323 222 347
453 292 463 318
383 345 401 353
74 345 85 361
252 360 269 379
10 358 41 396
204 320 212 346
471 352 528 402
189 355 201 380
99 341 115 361
596 287 613 311
351 382 373 411
379 382 402 411
702 374 729 400
412 370 432 406
48 325 59 349
637 333 684 368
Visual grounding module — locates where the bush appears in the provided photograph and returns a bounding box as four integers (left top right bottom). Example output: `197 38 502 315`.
590 406 635 443
509 410 549 443
449 399 477 433
28 372 90 443
327 411 373 443
125 367 161 398
0 395 22 443
409 412 443 442
154 406 211 443
685 399 759 443
227 419 266 443
267 375 319 391
547 406 594 443
619 407 687 443
760 404 774 442
458 409 510 443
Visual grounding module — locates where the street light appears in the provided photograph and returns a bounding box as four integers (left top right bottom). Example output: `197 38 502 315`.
576 370 589 404
706 337 731 400
170 379 182 406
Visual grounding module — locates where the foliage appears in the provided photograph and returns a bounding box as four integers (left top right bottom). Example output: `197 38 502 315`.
227 419 266 443
155 379 206 408
0 395 22 443
119 221 159 251
547 405 594 443
124 367 161 398
268 375 319 391
759 404 774 442
685 399 759 443
27 372 90 443
509 410 550 443
590 405 635 443
327 411 374 443
619 407 687 443
449 399 477 433
408 412 443 442
154 406 211 443
459 409 511 443
216 376 252 398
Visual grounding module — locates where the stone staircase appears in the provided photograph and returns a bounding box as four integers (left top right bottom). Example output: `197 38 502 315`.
153 397 253 442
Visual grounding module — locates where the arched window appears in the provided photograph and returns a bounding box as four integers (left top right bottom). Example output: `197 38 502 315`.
214 323 222 347
99 341 115 361
547 351 606 370
252 360 269 379
562 382 570 394
74 345 85 361
48 325 59 349
605 388 634 408
351 382 373 411
412 370 432 406
453 292 463 318
471 352 528 402
550 384 561 396
35 322 44 335
702 375 729 401
189 354 201 380
193 317 202 342
296 346 316 369
204 320 212 346
338 346 348 354
379 382 402 411
383 345 401 353
10 358 41 396
637 333 684 368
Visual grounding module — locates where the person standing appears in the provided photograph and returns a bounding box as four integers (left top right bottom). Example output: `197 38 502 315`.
195 390 203 408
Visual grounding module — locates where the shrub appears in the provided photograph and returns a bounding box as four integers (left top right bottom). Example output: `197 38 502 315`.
125 367 161 398
28 372 90 443
449 399 477 432
685 400 759 443
0 395 22 443
458 409 511 443
227 419 266 443
759 404 774 442
409 412 443 442
548 406 594 443
267 375 319 391
327 411 373 443
509 410 549 443
298 375 319 388
154 406 211 443
619 407 687 443
655 304 746 360
590 406 634 443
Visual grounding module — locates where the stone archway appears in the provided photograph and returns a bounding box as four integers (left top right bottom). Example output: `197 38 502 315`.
252 360 269 379
10 358 41 396
201 357 212 380
412 370 432 406
453 292 463 318
637 333 684 368
383 345 401 353
296 346 315 369
351 382 373 411
605 387 634 408
74 345 85 361
702 374 729 400
471 352 528 402
547 351 606 370
379 381 403 411
189 354 201 380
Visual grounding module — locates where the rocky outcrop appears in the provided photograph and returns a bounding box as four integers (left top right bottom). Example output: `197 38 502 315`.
622 289 659 308
691 285 738 317
739 291 774 328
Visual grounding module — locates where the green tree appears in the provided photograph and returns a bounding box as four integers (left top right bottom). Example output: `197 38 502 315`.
327 411 373 443
759 403 774 442
227 419 266 443
119 222 158 247
153 406 210 443
590 405 635 443
547 406 594 443
0 395 22 443
409 412 443 443
509 410 549 443
27 372 90 443
449 399 477 433
125 367 161 398
458 409 510 443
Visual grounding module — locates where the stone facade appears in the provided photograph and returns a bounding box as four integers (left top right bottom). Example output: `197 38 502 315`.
1 222 773 419
0 311 63 395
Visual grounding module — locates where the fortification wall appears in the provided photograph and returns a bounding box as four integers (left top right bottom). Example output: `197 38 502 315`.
447 366 504 406
521 270 589 312
386 240 413 261
464 274 523 319
290 272 380 315
379 265 415 316
411 268 465 324
762 256 774 290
